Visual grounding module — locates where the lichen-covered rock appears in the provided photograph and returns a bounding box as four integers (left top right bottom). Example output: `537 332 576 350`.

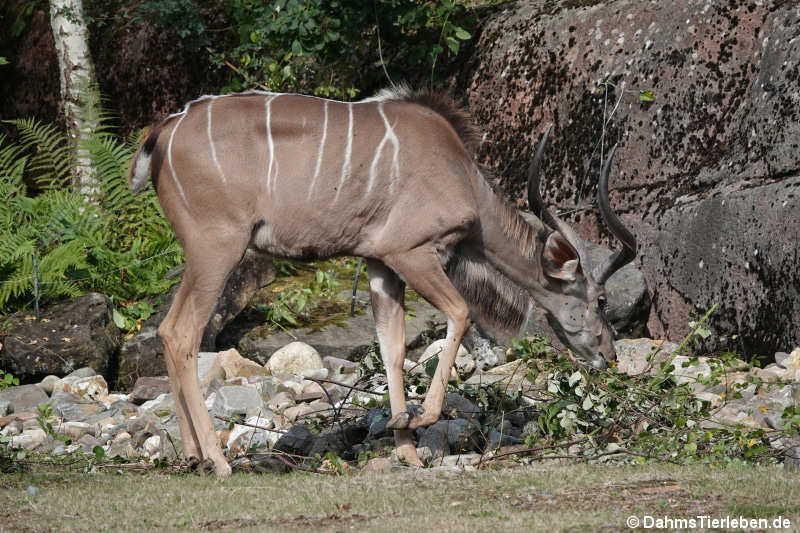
0 293 119 381
462 0 800 357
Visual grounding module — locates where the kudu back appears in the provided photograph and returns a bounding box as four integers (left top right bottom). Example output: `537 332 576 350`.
128 87 636 474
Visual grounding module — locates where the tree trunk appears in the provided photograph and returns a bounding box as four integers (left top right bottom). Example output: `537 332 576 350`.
49 0 99 200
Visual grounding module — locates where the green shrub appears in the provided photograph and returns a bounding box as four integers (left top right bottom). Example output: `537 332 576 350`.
136 0 487 97
0 116 182 315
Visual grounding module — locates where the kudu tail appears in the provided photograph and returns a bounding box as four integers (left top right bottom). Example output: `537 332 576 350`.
127 125 161 192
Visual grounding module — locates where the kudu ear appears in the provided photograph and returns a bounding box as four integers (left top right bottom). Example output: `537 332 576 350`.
542 231 582 281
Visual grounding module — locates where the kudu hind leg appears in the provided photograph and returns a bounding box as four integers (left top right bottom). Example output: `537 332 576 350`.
158 235 249 476
366 260 421 466
383 247 470 431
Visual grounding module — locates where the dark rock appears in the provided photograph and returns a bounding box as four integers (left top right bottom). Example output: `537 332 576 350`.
249 454 291 474
118 250 275 389
308 423 369 459
130 376 171 405
273 424 315 457
364 408 391 439
0 293 119 381
441 393 480 421
418 419 479 459
462 0 800 357
0 384 48 413
50 391 103 422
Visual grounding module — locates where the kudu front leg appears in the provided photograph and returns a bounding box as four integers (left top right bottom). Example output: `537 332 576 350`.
366 260 422 466
383 247 470 431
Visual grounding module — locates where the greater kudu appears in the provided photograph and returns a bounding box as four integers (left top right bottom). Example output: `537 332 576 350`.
128 87 636 474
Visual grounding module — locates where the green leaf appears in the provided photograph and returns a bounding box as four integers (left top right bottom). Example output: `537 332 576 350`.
0 57 8 66
93 445 106 460
112 308 127 329
291 39 303 56
639 90 656 102
454 26 471 40
424 354 440 378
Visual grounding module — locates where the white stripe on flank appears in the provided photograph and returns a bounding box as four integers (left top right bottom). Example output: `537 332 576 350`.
367 102 400 193
207 97 226 184
335 103 353 200
265 95 278 193
308 100 329 199
167 110 190 209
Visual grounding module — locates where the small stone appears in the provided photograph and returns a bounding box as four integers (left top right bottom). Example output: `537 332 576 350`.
142 435 162 457
266 391 295 412
614 338 677 376
217 348 269 379
439 453 481 467
138 393 175 414
52 375 109 402
441 393 479 420
10 428 47 450
25 486 38 496
39 375 60 395
284 403 316 422
455 353 476 376
267 342 324 376
274 424 316 456
212 386 266 419
322 356 359 375
1 419 22 436
226 415 279 456
0 384 49 413
361 457 393 472
57 421 95 441
66 367 97 379
0 400 10 417
198 352 227 390
51 391 104 421
418 340 467 380
130 376 171 404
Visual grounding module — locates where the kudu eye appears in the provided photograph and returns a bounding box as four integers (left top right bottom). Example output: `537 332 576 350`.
597 295 608 312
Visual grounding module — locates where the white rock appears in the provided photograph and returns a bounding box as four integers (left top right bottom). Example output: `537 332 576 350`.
57 421 95 440
419 339 469 364
143 435 161 457
226 415 279 455
113 431 132 442
139 393 172 412
39 375 60 395
52 375 109 401
267 391 295 412
198 351 227 390
10 429 47 450
267 342 324 376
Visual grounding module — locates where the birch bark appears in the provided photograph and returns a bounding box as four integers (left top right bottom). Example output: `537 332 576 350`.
49 0 100 200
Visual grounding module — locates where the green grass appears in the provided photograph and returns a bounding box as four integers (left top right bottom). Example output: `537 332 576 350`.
1 463 798 532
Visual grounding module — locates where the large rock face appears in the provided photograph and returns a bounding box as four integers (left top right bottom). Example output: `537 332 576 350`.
462 0 800 356
0 293 120 381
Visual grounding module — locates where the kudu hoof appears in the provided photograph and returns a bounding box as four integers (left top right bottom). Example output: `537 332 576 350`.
195 458 216 476
386 406 425 430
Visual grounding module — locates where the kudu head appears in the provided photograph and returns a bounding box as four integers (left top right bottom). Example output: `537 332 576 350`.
528 126 637 370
